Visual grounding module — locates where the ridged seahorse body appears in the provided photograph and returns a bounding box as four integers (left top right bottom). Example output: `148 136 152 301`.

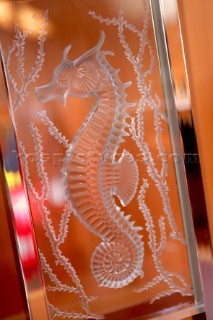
35 32 144 288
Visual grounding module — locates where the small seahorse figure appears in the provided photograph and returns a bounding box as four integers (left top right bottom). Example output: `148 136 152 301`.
35 32 144 288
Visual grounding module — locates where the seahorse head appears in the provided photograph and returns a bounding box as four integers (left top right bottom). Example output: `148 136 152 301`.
35 32 109 105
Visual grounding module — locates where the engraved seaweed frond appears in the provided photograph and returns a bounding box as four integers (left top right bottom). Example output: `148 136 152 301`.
38 111 70 148
134 180 193 302
3 11 48 111
57 204 72 246
89 0 185 241
20 128 103 319
39 251 79 294
28 122 50 200
89 0 192 303
49 304 103 320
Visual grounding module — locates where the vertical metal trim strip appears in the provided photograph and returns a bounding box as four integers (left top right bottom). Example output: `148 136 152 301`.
0 52 50 319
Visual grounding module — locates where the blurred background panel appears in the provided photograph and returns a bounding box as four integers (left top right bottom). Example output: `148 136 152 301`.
177 1 213 319
178 0 213 245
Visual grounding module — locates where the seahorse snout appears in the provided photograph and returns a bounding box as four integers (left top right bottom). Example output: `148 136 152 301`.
35 82 67 105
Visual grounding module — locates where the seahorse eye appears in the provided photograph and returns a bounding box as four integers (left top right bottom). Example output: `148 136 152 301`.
61 63 70 72
56 77 69 87
54 63 72 87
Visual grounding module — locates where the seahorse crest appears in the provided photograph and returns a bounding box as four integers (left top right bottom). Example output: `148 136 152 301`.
35 31 110 104
64 31 109 95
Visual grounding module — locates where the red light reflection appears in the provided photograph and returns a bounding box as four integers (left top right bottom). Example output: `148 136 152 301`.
8 174 38 281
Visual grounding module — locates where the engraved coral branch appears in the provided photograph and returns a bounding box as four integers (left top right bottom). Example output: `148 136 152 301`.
57 204 72 246
28 11 48 83
49 304 100 320
134 180 192 302
38 111 70 148
39 250 79 294
3 11 48 111
89 0 192 302
29 122 50 200
89 0 184 243
20 127 103 319
19 141 40 201
157 216 166 255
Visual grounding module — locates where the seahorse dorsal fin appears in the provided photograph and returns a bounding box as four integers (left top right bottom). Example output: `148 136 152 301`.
113 150 139 206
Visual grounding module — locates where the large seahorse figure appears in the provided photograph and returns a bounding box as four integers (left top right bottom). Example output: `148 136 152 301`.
35 32 144 289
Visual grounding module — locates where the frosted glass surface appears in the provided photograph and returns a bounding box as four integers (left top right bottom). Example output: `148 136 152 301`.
0 0 203 319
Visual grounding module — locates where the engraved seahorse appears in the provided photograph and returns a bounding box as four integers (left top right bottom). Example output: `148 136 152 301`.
35 32 144 288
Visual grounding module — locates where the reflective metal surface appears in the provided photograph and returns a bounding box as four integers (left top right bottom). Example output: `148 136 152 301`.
0 54 50 319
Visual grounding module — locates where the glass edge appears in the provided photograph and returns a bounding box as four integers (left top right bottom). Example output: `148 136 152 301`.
149 0 205 315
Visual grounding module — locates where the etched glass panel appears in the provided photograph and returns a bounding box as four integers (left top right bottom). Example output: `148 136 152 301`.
0 0 205 319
